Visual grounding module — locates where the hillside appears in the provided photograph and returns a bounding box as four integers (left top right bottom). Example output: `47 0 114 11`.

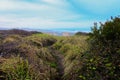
0 29 88 80
0 19 120 80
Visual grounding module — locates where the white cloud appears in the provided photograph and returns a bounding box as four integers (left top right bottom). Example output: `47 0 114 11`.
42 0 60 4
0 15 94 29
0 0 84 27
0 0 49 11
0 0 69 11
0 0 115 31
41 0 69 7
0 0 77 18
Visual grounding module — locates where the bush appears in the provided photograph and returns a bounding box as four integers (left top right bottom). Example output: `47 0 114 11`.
78 17 120 80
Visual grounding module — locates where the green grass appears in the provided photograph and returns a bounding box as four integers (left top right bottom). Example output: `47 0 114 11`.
0 56 32 80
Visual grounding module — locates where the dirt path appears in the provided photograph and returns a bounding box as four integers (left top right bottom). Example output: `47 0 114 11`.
0 70 6 80
52 50 64 80
0 58 6 80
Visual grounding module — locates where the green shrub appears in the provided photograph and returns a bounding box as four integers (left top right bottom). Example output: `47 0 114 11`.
78 17 120 80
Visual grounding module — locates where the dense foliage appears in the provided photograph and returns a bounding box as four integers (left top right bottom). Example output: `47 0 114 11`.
78 17 120 80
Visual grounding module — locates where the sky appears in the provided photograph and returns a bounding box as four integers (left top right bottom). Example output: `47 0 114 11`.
0 0 120 32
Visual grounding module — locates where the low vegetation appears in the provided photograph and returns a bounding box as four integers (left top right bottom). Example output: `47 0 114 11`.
0 17 120 80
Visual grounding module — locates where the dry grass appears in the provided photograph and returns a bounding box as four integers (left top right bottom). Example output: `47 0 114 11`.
52 35 89 80
0 32 89 80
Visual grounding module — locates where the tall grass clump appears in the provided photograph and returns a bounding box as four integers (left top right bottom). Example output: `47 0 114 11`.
53 36 88 80
0 56 32 80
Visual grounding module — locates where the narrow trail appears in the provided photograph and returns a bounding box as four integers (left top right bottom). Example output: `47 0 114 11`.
0 58 6 80
0 70 6 80
51 49 64 80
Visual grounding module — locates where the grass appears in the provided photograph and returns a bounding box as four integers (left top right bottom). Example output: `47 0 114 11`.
53 35 89 80
3 32 117 80
0 56 32 80
0 32 89 80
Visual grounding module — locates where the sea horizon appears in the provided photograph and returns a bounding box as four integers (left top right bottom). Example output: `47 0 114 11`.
0 27 91 33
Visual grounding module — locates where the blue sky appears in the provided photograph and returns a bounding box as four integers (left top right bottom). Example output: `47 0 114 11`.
0 0 120 31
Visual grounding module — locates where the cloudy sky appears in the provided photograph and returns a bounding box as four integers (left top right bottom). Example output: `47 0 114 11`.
0 0 120 31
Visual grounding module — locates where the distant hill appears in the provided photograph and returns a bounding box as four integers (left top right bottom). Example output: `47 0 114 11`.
75 32 89 36
0 29 42 37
